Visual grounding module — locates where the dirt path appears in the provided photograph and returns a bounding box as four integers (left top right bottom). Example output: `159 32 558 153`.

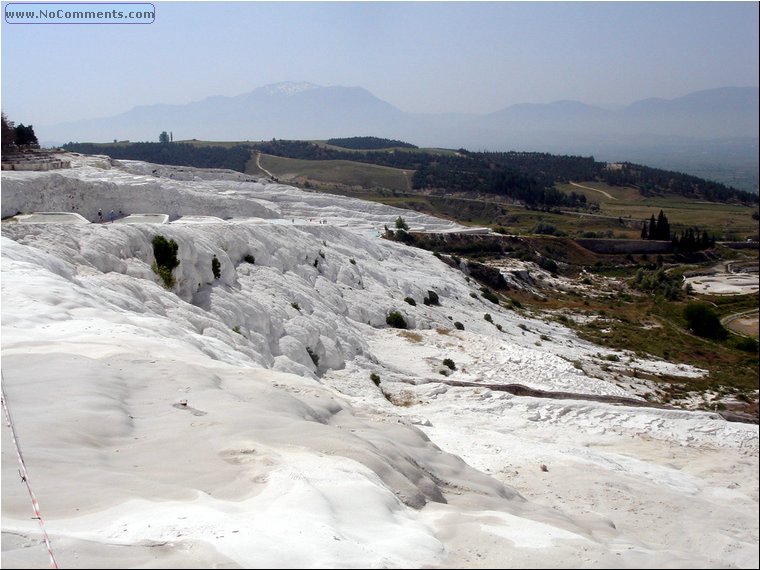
255 152 275 179
721 309 759 338
569 181 617 200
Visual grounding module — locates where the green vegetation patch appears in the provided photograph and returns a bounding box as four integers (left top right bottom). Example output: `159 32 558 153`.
151 234 179 289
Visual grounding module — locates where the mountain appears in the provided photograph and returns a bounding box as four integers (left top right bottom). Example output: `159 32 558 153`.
38 84 759 190
474 87 759 141
41 83 758 146
40 81 411 144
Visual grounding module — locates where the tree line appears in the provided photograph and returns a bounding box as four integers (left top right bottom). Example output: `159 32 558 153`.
61 137 757 209
2 112 39 150
640 210 716 251
603 162 757 204
326 136 417 150
249 140 756 207
62 142 252 172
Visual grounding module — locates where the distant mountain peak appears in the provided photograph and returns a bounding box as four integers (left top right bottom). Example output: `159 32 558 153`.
258 81 320 97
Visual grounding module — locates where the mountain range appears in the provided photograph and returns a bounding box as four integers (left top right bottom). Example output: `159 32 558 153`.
39 82 759 190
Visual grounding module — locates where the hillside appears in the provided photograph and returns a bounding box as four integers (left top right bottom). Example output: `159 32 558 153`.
1 155 757 568
63 140 758 206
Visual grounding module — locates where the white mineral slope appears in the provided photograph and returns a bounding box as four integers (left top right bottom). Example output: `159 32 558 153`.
1 157 758 569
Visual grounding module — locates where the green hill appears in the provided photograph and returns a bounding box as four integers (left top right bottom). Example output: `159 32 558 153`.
61 139 759 240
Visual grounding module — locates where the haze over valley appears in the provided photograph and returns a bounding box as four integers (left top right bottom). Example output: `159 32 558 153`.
39 83 760 192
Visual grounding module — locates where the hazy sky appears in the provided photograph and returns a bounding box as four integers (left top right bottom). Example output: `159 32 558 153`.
2 1 758 126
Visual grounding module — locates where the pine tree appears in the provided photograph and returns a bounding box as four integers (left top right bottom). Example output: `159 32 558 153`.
656 210 670 240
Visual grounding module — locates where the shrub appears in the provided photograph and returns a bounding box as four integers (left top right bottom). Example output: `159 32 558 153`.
532 222 565 236
394 229 414 243
404 296 417 306
683 303 728 340
291 302 301 311
349 258 356 265
734 337 759 352
243 254 255 264
442 358 456 370
538 257 558 274
605 354 620 362
481 288 499 304
386 311 408 329
151 234 179 289
395 216 409 230
484 313 493 323
152 235 179 270
454 321 464 330
211 255 221 279
370 372 381 386
424 290 440 306
469 292 478 299
151 263 175 289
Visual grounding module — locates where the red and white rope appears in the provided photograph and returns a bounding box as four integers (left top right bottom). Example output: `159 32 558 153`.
1 373 59 569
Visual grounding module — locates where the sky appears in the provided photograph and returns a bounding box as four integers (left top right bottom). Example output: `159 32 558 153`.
1 1 758 127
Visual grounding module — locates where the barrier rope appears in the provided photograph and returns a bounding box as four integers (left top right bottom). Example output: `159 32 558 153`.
1 371 59 569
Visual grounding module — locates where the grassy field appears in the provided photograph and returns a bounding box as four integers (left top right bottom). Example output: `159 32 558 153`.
247 153 413 192
556 182 758 240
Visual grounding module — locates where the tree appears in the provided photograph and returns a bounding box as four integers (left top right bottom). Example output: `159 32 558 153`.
159 131 170 144
1 112 15 149
151 234 180 289
648 214 657 240
656 210 670 240
683 303 728 340
395 216 409 230
14 123 38 148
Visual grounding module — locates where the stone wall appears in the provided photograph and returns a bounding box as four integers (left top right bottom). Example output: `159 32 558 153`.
1 152 71 171
575 238 674 254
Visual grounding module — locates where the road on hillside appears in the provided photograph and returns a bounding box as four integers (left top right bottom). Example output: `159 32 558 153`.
569 181 618 200
255 152 275 179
